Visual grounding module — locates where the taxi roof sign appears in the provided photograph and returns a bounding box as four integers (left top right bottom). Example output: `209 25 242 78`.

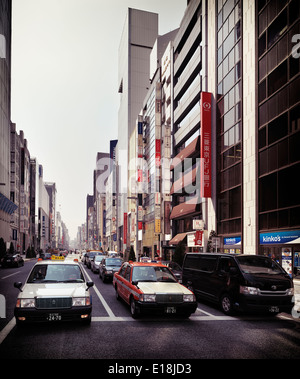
51 255 65 261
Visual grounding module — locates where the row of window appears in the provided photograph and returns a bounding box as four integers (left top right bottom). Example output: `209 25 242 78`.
259 162 300 212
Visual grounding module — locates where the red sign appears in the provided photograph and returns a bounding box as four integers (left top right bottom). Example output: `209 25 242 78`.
123 213 127 245
155 139 161 166
200 92 212 198
194 231 203 246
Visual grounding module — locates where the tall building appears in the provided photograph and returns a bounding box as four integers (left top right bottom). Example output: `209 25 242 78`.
255 0 300 274
165 0 300 276
45 182 57 248
169 0 205 250
0 0 15 241
117 8 159 255
10 123 20 251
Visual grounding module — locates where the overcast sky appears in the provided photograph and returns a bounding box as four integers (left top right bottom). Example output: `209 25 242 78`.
11 0 187 240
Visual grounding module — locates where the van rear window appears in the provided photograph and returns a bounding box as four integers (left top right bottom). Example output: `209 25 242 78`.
184 255 217 272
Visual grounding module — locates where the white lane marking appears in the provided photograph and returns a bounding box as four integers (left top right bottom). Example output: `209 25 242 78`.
1 271 21 280
0 317 16 345
91 315 236 322
81 265 116 318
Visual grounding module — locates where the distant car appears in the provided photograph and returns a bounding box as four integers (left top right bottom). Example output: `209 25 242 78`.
85 251 103 269
14 257 94 325
161 261 182 282
90 254 106 273
40 252 51 260
113 261 197 318
99 257 123 282
1 254 24 268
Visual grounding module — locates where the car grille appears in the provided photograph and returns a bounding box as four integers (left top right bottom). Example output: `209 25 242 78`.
156 294 183 304
36 297 72 309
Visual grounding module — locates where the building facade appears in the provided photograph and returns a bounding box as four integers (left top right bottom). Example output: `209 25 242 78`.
117 8 159 255
0 0 15 242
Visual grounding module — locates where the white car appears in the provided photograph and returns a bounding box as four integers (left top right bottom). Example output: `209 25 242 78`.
14 257 94 325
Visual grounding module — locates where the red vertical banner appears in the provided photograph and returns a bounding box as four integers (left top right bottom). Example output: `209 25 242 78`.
123 213 127 245
200 92 212 198
155 139 161 167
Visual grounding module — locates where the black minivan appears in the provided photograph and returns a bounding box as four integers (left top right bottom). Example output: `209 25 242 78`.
182 253 294 315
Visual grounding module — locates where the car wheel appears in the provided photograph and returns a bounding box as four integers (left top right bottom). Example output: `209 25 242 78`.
115 286 120 301
220 293 234 315
130 297 139 319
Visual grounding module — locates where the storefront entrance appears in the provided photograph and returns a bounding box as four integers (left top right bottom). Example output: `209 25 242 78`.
259 230 300 279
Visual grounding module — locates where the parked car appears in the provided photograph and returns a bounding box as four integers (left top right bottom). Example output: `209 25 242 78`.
14 257 94 325
113 261 197 318
182 253 294 315
90 254 106 273
1 254 24 268
99 257 123 282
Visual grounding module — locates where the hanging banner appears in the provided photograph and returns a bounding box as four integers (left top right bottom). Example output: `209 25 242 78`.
123 213 128 245
200 92 212 198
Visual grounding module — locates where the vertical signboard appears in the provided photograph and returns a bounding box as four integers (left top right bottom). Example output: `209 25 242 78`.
200 92 212 198
123 213 127 245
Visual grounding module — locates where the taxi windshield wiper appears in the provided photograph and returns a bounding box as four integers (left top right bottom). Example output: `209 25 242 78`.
61 279 84 283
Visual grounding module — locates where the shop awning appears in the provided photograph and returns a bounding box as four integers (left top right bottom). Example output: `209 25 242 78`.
170 197 201 220
0 193 18 215
169 232 187 245
170 136 200 170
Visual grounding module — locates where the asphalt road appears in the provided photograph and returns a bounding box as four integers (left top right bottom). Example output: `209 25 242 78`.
0 255 300 362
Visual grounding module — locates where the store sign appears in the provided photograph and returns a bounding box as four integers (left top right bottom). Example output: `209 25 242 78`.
260 230 300 245
194 231 203 246
224 236 241 246
188 232 204 247
123 213 127 245
200 92 212 198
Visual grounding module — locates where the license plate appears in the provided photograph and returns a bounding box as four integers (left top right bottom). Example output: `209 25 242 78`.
47 313 62 321
165 307 176 314
269 306 279 313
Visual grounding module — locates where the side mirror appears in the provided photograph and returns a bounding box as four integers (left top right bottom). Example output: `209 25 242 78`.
86 281 94 291
14 282 23 292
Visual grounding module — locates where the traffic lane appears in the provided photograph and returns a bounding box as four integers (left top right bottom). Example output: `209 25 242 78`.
0 260 36 330
0 314 300 359
84 263 299 321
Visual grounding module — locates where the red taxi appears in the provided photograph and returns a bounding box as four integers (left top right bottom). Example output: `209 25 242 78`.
113 261 197 318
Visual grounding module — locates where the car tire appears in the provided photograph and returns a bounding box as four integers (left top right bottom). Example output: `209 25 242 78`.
115 286 120 301
130 297 139 319
220 293 234 315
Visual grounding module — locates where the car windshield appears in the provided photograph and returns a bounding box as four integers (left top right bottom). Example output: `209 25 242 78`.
132 266 177 283
106 258 122 267
27 264 85 283
236 256 284 275
95 255 104 262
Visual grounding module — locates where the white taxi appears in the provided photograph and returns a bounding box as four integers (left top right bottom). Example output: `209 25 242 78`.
113 261 197 318
14 256 94 325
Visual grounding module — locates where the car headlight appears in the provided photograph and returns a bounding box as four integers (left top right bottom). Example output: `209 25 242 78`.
183 294 196 302
106 270 113 274
240 286 260 295
287 288 294 296
72 297 90 306
16 299 35 308
139 294 156 302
